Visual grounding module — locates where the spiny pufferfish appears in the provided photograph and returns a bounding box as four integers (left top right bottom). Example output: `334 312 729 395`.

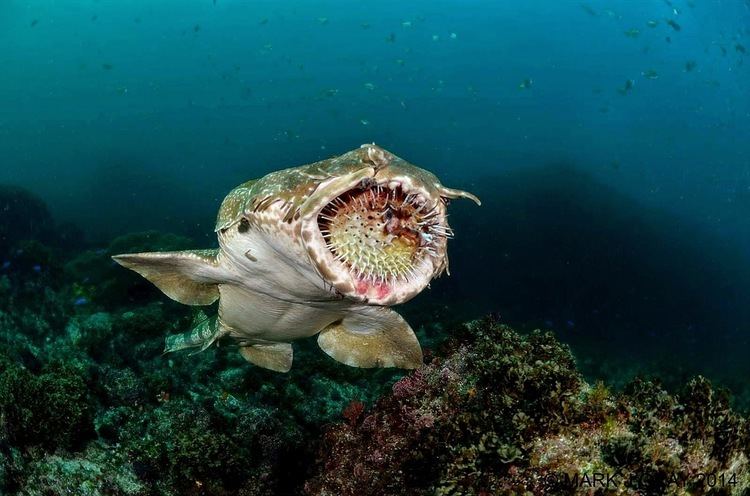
113 144 480 372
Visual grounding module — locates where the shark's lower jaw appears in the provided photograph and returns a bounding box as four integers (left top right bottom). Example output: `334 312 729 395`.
316 181 450 302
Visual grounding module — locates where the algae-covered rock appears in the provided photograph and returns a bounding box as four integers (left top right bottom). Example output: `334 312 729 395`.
0 360 95 452
305 317 750 496
20 444 146 496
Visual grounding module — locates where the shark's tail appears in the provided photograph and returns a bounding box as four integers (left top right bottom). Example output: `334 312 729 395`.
164 311 228 355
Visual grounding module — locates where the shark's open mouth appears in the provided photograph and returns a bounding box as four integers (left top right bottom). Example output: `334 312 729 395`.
317 182 451 291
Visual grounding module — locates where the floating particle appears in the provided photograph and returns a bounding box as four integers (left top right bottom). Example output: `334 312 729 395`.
450 32 457 39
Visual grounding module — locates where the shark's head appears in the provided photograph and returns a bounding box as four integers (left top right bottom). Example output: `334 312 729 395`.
298 144 480 306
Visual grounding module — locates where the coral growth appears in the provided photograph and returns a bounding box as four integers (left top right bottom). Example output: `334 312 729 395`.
305 317 750 496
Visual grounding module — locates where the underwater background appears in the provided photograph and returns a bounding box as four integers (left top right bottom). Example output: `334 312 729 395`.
1 0 750 494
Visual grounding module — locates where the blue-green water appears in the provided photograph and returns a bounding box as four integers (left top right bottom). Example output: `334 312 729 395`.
1 1 749 494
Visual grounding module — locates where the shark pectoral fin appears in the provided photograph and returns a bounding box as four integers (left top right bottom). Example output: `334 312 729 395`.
112 249 223 305
239 343 293 373
317 307 423 369
164 314 228 354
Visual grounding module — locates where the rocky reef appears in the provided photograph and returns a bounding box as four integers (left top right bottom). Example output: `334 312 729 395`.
305 318 750 495
0 190 748 495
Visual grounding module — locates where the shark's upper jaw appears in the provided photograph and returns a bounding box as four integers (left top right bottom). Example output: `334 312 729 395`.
300 170 450 305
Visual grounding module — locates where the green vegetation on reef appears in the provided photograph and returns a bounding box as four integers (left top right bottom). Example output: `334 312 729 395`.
0 226 749 495
306 318 750 496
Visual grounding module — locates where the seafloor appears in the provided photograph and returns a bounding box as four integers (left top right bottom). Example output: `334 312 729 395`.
1 185 749 495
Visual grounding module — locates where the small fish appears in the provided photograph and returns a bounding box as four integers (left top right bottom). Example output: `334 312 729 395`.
450 32 457 40
259 18 269 25
617 79 634 95
193 24 201 32
385 32 395 43
720 46 727 56
518 78 533 89
317 17 328 25
74 297 89 306
32 264 41 273
684 60 697 72
363 82 375 90
737 43 747 54
401 21 412 28
580 3 598 17
667 19 681 31
647 20 659 28
641 69 659 79
432 34 440 41
30 19 39 27
102 63 113 70
360 119 370 126
0 261 10 270
665 36 672 44
624 28 641 38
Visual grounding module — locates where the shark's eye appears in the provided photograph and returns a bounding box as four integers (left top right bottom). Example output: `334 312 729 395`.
317 183 451 284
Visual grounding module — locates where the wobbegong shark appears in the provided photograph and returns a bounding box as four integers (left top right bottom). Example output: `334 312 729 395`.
113 144 480 372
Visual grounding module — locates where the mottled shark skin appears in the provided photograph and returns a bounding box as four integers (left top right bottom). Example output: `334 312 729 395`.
113 144 479 372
